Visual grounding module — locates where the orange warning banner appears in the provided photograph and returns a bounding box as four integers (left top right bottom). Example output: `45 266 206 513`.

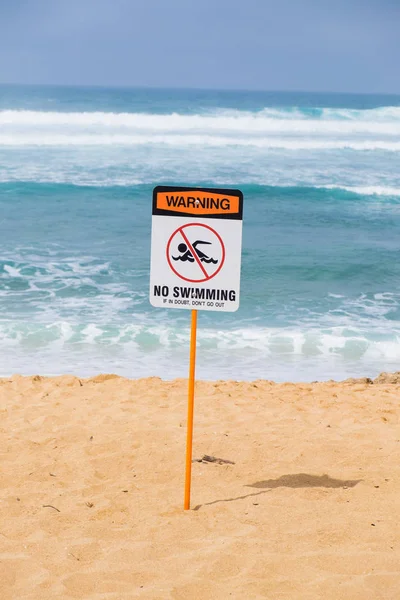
156 190 240 216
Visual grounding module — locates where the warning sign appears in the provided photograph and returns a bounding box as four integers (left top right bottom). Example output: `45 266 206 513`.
149 186 243 312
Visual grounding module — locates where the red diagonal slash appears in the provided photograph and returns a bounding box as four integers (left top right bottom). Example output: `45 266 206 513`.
178 227 209 279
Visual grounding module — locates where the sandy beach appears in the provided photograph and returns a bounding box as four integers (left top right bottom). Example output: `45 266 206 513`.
1 373 400 599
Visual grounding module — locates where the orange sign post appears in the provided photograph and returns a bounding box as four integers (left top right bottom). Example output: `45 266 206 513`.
184 309 198 510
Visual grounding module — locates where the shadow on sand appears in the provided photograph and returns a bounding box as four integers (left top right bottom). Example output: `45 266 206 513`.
247 473 361 490
193 473 361 511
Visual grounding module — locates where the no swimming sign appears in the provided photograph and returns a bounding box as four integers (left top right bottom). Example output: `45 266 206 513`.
149 185 244 509
149 186 243 312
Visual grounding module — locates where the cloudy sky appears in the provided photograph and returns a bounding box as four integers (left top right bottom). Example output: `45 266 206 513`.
0 0 398 93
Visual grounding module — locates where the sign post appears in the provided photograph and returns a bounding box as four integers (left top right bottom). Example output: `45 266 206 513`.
184 308 197 510
149 186 243 509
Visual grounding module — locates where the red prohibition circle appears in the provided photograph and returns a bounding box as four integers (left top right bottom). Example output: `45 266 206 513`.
166 223 225 283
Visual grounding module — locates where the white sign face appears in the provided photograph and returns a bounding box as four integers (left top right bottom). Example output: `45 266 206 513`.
149 186 243 312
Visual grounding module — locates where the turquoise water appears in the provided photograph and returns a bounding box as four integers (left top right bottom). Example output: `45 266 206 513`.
1 85 400 380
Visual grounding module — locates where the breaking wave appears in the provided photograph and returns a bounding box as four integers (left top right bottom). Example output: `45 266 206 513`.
1 320 400 381
1 107 400 149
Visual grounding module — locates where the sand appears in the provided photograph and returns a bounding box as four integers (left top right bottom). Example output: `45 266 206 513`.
1 373 400 599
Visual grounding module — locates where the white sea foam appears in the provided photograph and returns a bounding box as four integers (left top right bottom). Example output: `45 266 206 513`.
2 248 400 381
0 320 399 356
1 105 400 187
319 106 400 121
317 185 400 197
1 105 400 127
1 108 400 148
1 133 400 151
1 165 399 197
3 264 21 277
1 320 400 381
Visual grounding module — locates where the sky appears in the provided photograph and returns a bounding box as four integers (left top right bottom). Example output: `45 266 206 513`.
0 0 399 93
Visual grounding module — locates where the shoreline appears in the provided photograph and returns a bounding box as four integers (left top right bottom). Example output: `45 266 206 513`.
2 369 400 385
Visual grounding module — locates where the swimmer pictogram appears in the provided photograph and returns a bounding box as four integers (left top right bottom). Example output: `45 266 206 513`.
166 223 225 283
173 240 218 264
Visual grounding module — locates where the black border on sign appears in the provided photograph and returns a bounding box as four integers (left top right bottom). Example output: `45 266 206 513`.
152 185 243 220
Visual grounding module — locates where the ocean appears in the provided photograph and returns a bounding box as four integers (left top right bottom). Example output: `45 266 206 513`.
1 84 400 381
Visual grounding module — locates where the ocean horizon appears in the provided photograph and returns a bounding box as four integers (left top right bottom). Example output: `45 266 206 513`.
1 84 400 381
